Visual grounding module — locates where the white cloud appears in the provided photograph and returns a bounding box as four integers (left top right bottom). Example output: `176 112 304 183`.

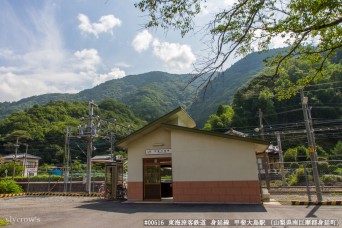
115 62 131 68
0 44 126 101
269 34 290 49
93 67 126 86
74 48 101 71
0 66 17 73
78 13 121 38
132 30 153 52
152 39 196 71
199 0 236 15
224 0 237 6
131 30 196 72
0 71 63 102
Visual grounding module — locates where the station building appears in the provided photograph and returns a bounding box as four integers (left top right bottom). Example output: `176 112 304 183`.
117 107 268 203
2 153 41 176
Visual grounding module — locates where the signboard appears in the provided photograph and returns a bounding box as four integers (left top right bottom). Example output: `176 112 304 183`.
145 149 172 155
309 147 315 153
26 168 37 172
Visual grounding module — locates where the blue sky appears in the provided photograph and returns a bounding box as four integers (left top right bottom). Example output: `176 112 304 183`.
0 0 286 102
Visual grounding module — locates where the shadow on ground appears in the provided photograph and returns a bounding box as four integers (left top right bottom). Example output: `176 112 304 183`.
76 200 267 214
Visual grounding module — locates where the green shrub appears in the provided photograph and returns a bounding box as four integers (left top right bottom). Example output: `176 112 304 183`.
329 165 337 171
271 180 285 187
321 175 342 186
296 146 308 162
333 168 342 175
317 156 327 161
11 175 63 182
0 180 23 194
289 163 299 169
0 161 24 177
336 163 342 169
317 162 329 175
295 168 307 185
0 218 10 226
287 168 313 186
284 148 297 162
287 174 297 186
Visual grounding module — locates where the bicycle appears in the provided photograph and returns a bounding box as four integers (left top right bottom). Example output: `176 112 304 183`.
98 183 106 199
117 185 128 200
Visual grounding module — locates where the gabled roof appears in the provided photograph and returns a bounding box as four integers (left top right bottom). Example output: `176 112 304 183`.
224 129 248 137
2 153 41 160
161 124 268 145
116 107 195 148
116 107 269 149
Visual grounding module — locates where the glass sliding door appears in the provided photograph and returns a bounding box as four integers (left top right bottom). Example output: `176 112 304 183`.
143 164 161 200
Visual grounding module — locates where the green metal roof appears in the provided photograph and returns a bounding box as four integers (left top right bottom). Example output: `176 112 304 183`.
160 124 269 145
116 106 269 148
116 106 196 148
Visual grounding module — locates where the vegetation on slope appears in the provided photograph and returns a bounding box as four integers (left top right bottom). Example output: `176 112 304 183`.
0 99 146 164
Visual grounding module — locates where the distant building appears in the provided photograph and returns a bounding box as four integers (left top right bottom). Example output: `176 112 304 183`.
91 154 124 164
2 153 41 176
224 129 249 137
256 144 280 174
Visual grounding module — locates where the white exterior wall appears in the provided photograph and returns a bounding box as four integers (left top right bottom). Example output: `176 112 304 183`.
166 118 190 127
171 130 259 182
127 128 171 182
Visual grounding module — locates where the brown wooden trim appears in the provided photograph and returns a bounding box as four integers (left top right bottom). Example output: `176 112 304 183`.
143 157 172 200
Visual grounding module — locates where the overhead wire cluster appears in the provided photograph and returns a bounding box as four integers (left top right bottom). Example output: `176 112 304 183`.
213 81 342 146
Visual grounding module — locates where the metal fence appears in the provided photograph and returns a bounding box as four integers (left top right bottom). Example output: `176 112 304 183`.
12 170 105 193
259 160 342 202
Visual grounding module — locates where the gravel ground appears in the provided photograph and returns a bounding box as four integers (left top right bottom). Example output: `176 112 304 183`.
270 193 342 202
1 196 342 228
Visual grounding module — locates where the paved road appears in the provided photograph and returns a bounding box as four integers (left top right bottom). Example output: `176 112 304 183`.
0 197 341 228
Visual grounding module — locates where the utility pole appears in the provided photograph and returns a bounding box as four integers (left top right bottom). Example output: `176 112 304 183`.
24 144 28 177
259 108 270 190
12 137 19 180
86 101 97 194
64 127 70 192
68 129 71 192
276 132 286 186
110 132 115 161
300 89 323 202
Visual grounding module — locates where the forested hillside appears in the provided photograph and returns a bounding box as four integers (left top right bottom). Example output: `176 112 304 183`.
0 72 197 123
0 99 146 163
203 52 342 151
77 71 198 122
188 48 285 126
0 49 285 125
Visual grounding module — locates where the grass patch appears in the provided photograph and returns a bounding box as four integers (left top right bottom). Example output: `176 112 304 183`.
0 218 10 226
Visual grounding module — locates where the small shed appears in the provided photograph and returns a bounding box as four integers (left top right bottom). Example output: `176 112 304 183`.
117 107 268 203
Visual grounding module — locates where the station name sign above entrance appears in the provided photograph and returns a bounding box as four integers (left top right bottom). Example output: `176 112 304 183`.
145 149 172 155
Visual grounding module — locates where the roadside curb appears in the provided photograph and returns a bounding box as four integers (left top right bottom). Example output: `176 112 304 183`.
291 201 342 205
0 192 99 198
0 193 26 198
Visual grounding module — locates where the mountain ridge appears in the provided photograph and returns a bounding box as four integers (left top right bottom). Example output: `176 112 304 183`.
0 49 284 125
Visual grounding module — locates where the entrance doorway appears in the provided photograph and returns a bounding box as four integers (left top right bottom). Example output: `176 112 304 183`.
143 158 172 200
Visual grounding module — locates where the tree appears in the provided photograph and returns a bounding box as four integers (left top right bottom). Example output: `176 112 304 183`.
331 141 342 157
0 161 24 177
283 148 297 162
296 146 308 162
316 145 328 158
135 0 342 95
203 105 234 131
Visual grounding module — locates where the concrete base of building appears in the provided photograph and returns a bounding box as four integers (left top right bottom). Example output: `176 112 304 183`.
127 180 261 203
173 180 261 203
127 182 143 200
